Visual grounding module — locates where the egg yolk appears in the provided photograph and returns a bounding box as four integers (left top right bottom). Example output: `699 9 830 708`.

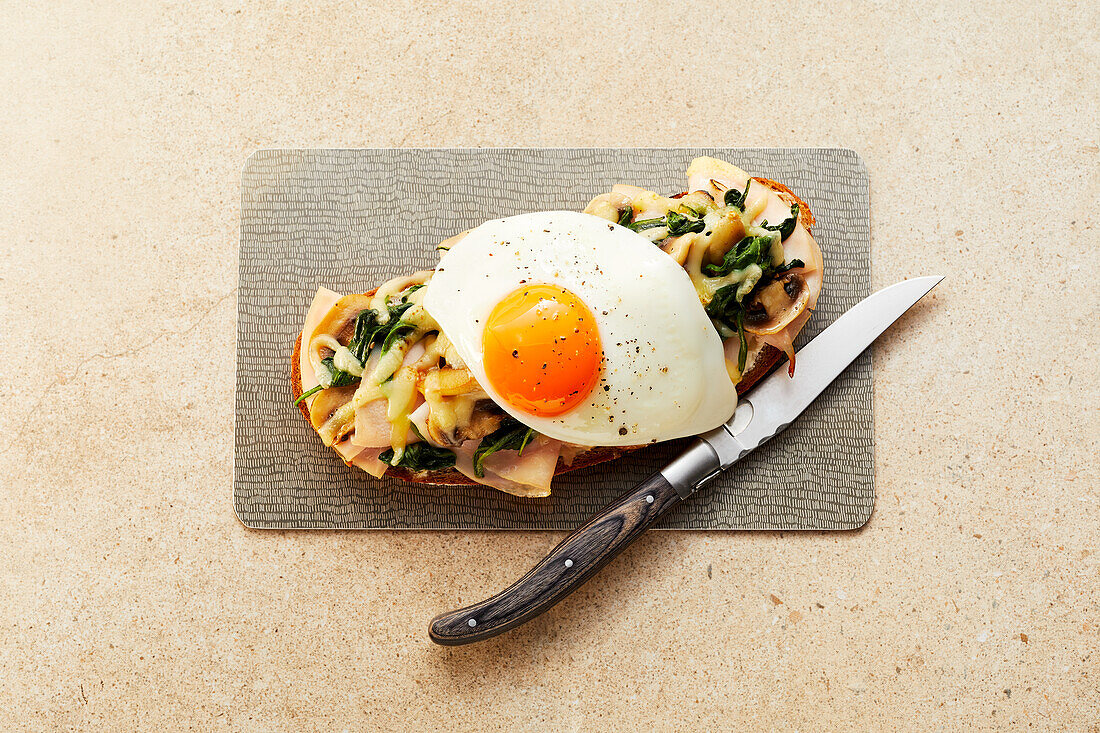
482 283 602 417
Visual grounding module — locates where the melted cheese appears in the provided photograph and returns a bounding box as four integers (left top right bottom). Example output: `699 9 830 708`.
381 365 420 463
332 345 364 377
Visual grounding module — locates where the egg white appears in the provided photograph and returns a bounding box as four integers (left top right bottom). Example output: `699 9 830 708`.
422 211 737 446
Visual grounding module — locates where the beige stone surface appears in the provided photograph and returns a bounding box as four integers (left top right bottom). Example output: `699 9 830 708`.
2 0 1097 729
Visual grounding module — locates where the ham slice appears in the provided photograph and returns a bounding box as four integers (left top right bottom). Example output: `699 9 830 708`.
332 435 388 479
298 287 343 406
351 342 426 447
350 447 388 478
451 436 562 498
351 398 392 447
333 436 367 463
350 397 422 447
759 308 814 376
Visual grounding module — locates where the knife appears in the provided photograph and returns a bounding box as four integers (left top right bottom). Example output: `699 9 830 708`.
429 276 942 645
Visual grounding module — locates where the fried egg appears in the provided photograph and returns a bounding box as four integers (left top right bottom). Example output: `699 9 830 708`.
422 211 736 446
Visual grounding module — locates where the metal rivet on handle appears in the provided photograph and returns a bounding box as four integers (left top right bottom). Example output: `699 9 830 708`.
646 495 654 504
564 559 574 568
467 618 476 627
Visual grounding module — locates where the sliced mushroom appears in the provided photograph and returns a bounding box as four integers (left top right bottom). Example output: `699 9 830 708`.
701 208 747 266
427 400 505 447
743 272 811 336
421 366 478 397
312 293 375 343
675 190 716 216
310 384 359 446
686 156 753 201
583 192 634 223
420 366 491 444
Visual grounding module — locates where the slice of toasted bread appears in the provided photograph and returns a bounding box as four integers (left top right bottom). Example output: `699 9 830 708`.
291 178 813 487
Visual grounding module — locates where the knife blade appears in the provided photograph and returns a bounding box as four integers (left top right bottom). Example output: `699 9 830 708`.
429 276 943 645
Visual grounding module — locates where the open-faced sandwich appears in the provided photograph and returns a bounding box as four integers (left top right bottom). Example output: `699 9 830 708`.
291 156 823 497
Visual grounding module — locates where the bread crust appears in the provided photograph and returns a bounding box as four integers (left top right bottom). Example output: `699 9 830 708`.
290 181 811 487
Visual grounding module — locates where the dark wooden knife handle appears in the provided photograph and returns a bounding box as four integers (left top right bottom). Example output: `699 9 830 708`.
429 471 682 645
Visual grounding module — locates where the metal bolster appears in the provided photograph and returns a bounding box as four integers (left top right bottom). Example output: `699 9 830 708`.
661 440 721 499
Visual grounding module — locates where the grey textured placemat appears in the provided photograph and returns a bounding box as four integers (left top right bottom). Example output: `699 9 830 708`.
235 148 871 530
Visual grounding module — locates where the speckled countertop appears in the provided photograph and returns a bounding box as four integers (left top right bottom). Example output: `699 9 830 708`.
2 1 1097 730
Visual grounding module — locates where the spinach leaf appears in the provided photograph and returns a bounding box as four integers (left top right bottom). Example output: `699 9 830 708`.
704 283 743 326
348 309 385 363
472 418 536 478
627 210 704 238
348 301 419 361
627 217 667 232
293 384 323 406
382 322 416 353
701 235 775 277
388 300 413 321
761 204 800 241
723 179 751 210
378 301 418 353
728 308 749 373
665 210 706 237
774 258 805 274
379 443 456 472
705 285 750 372
617 207 634 227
